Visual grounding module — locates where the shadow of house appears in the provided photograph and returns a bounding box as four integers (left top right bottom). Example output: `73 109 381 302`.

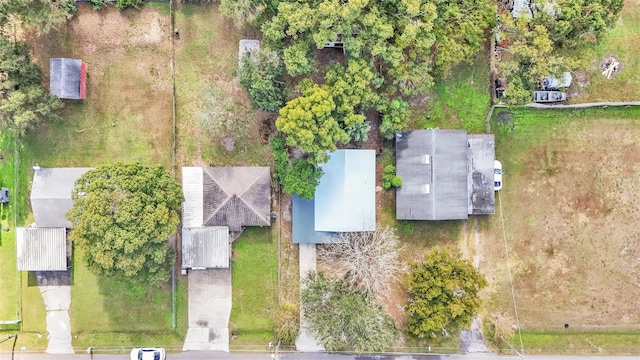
395 129 495 220
293 149 376 244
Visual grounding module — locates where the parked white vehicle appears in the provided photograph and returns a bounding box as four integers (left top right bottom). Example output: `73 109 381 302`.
494 160 503 191
130 347 166 360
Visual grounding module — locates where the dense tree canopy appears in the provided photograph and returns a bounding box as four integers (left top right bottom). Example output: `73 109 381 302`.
0 38 63 135
301 272 396 353
238 50 285 113
405 247 487 344
67 163 183 285
530 0 623 48
498 0 622 104
0 0 76 32
275 81 349 165
262 0 494 94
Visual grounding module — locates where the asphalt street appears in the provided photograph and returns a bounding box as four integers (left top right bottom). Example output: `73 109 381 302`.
2 352 640 360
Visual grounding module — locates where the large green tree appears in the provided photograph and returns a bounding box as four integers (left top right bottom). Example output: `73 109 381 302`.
301 272 396 353
67 162 183 285
270 136 323 200
262 0 494 95
0 0 76 32
238 50 285 113
0 38 63 135
275 81 348 165
530 0 623 48
405 247 487 344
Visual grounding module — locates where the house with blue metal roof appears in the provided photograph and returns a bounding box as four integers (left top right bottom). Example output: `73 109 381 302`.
293 149 376 244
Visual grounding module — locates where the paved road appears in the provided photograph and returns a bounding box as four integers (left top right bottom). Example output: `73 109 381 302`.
3 352 640 360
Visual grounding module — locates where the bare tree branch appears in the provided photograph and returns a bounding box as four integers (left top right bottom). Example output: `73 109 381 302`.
317 225 407 298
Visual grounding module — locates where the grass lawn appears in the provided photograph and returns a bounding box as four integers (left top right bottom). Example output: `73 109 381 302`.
229 227 278 350
174 4 273 168
482 106 640 354
413 52 492 133
0 133 19 322
515 331 640 355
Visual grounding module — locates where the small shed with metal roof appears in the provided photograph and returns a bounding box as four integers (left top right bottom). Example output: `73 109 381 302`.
49 58 86 100
16 227 68 271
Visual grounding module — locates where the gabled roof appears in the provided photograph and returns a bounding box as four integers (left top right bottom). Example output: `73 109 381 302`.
16 227 67 271
49 58 86 100
182 226 230 269
30 167 93 228
314 149 376 232
396 130 494 220
181 167 271 232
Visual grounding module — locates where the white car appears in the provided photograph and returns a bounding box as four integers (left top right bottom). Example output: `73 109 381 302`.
130 347 166 360
494 160 503 191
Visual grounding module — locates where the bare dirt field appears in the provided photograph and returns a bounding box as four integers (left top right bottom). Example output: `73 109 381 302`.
482 111 640 334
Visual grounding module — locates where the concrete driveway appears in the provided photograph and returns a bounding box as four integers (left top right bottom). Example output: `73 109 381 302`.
295 244 324 352
183 269 231 352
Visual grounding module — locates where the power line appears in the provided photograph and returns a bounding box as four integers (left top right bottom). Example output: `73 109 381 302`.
497 190 525 356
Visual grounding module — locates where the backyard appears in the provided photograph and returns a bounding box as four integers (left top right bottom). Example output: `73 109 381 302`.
483 107 640 354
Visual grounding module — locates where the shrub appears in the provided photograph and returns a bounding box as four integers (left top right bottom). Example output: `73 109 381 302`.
382 165 402 190
274 302 299 344
379 98 409 140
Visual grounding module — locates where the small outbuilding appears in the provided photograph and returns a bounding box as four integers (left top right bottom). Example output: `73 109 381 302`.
16 227 68 271
49 58 86 100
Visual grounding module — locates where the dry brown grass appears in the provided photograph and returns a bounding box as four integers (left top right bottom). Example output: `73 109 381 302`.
482 113 640 332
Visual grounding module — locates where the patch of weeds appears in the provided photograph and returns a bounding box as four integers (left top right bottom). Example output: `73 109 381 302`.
145 1 170 15
399 220 415 234
199 83 251 137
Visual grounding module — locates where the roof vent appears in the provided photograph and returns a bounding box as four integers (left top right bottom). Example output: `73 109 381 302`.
423 155 430 164
422 184 430 194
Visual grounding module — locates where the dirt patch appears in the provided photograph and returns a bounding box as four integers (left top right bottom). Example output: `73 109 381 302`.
600 55 622 79
482 118 640 331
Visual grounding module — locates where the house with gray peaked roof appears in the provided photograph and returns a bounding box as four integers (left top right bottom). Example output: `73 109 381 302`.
395 129 495 220
181 166 271 232
31 167 93 228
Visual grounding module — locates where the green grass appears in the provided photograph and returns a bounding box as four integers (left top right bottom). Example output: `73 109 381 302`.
414 53 491 133
0 133 19 321
515 331 640 355
229 227 278 349
174 4 273 167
